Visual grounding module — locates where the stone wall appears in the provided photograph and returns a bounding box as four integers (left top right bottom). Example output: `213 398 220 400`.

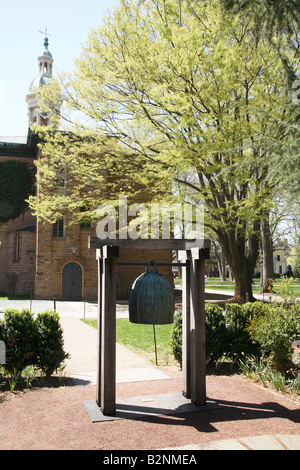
0 209 36 296
35 219 173 300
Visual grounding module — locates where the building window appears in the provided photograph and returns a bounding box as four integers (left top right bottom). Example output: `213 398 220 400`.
52 218 65 238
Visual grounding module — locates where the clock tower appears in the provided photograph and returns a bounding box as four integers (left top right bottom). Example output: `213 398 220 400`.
26 33 57 128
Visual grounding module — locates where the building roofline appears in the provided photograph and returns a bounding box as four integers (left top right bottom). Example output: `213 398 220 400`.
0 128 39 158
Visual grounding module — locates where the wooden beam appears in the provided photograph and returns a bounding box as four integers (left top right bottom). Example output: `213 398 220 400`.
89 236 210 255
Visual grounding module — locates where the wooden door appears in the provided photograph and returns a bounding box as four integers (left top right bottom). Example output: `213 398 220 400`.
62 262 82 299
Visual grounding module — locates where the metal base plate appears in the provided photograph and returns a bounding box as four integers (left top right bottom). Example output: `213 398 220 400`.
83 392 220 422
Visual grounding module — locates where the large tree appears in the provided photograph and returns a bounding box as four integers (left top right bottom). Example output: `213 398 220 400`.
30 0 299 302
220 0 300 194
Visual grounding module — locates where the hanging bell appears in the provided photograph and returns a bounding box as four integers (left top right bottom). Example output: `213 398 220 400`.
129 260 174 325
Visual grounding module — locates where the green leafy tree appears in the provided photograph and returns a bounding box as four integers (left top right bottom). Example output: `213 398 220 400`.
220 0 300 197
30 0 299 302
220 0 300 41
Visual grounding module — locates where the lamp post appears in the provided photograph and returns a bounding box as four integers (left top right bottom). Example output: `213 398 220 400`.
71 245 77 255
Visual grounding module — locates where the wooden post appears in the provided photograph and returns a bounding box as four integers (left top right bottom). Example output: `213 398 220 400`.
189 248 206 405
96 246 119 415
178 250 191 399
96 249 102 408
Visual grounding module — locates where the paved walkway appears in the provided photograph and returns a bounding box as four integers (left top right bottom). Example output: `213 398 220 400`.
165 434 300 450
60 316 170 386
0 298 100 319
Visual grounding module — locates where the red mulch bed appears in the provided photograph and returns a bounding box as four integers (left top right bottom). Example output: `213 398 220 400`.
1 368 299 451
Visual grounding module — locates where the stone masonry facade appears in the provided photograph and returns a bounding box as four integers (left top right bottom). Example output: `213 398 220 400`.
0 149 172 301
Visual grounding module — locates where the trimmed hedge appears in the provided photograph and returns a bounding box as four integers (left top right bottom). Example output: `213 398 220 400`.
224 303 260 359
171 301 300 371
248 303 300 372
0 309 69 376
171 303 258 366
205 304 228 363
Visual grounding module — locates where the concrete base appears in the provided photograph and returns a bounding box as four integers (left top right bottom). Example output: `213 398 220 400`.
83 392 220 422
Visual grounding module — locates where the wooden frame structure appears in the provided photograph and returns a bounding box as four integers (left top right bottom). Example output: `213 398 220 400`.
88 237 210 416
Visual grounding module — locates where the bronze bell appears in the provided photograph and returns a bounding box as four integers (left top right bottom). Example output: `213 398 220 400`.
129 260 174 325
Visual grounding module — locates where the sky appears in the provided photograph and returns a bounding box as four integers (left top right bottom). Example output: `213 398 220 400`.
0 0 119 137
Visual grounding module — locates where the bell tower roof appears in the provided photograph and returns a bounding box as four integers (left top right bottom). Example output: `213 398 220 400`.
39 37 53 58
28 33 54 93
26 30 58 129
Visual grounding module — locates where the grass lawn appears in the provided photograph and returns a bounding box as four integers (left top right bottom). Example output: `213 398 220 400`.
205 277 300 295
82 318 174 365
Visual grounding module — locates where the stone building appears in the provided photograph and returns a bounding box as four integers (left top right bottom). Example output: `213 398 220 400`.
0 38 172 300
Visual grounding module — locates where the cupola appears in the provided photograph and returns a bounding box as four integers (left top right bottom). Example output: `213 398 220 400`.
26 35 55 128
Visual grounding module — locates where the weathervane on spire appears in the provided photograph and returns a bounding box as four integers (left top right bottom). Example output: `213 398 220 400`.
39 28 51 48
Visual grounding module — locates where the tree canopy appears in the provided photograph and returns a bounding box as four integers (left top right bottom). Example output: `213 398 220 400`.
29 0 300 301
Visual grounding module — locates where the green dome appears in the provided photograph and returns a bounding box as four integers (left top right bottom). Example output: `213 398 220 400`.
29 74 51 92
39 37 52 58
39 47 52 58
28 37 53 92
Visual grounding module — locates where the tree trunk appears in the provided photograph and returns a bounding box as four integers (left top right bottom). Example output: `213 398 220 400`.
230 257 256 303
218 223 260 303
212 240 226 281
261 215 274 293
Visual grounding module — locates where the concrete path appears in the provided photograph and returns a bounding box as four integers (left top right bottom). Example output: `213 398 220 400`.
163 434 300 450
0 298 99 319
60 316 170 386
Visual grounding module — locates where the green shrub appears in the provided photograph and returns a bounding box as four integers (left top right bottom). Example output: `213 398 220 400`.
169 301 300 373
34 311 69 376
241 301 270 319
170 311 182 366
205 304 228 364
248 304 300 372
0 309 36 373
224 303 259 359
0 308 69 377
170 304 228 366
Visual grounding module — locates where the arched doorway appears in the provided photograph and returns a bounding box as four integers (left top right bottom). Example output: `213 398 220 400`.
62 262 83 300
